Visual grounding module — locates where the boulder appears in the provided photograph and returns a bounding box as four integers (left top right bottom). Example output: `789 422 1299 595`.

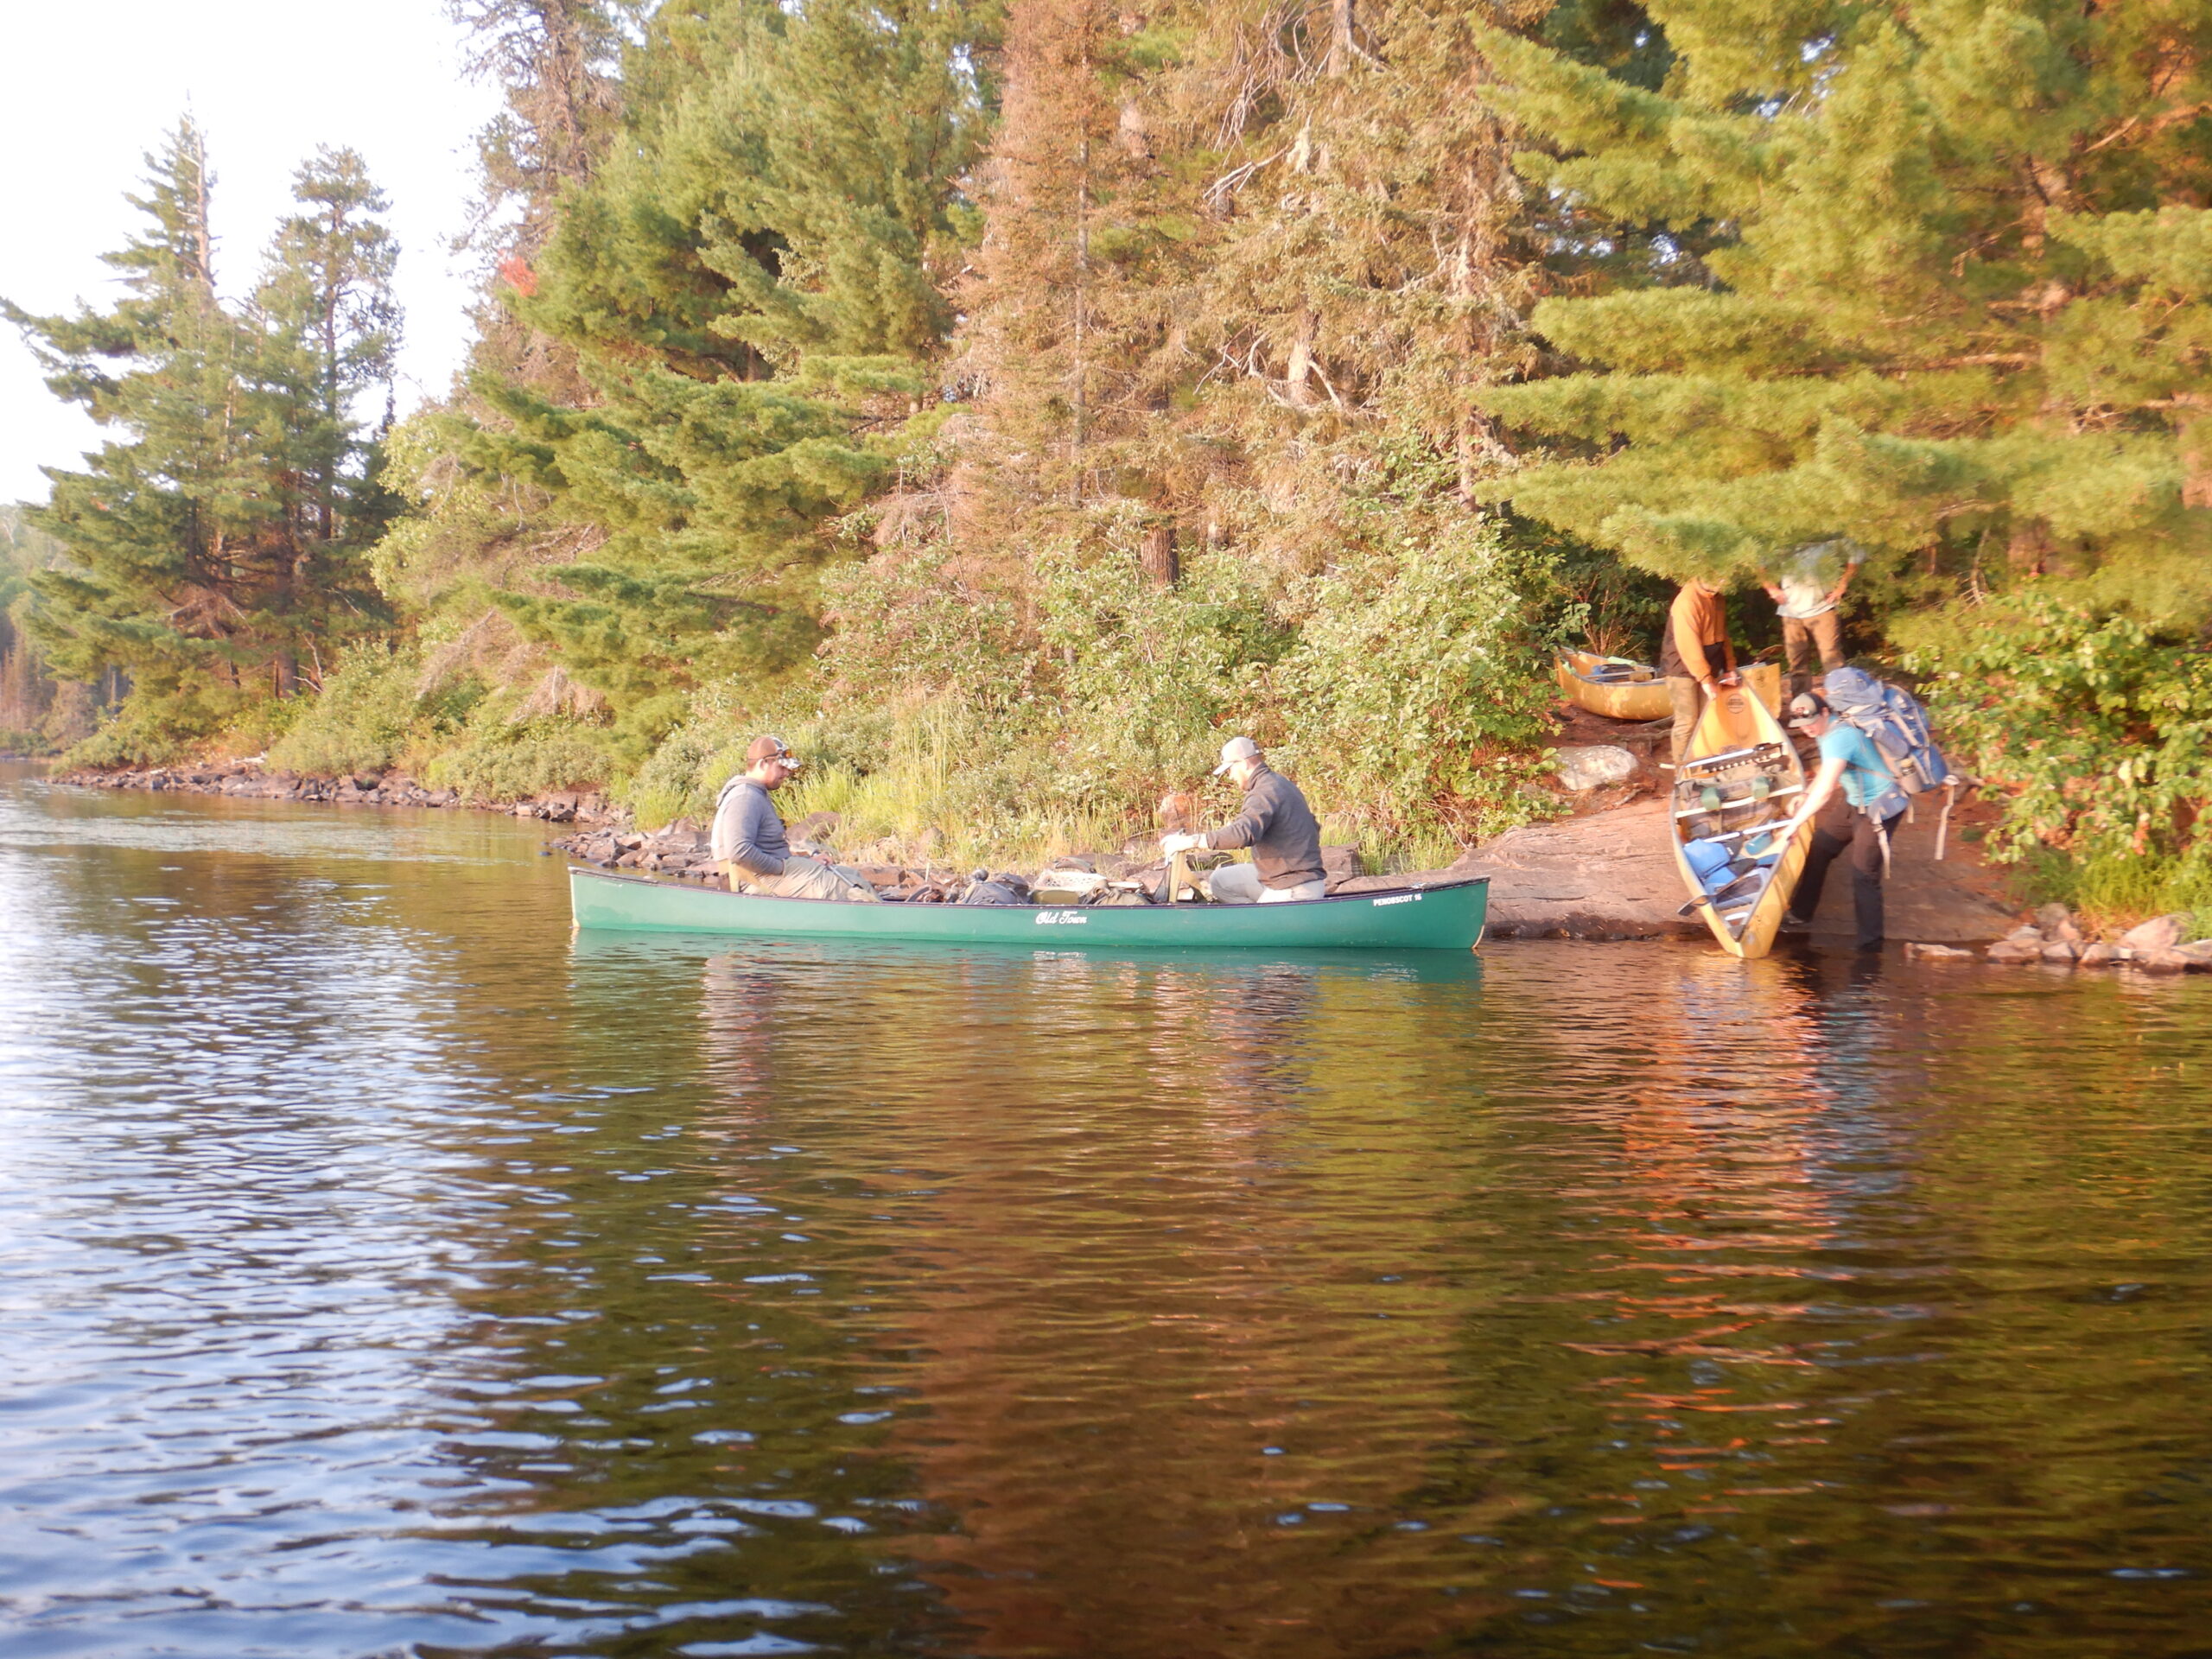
1554 744 1640 792
1986 939 2043 964
2005 925 2044 944
2040 940 2082 963
2036 904 2086 944
2077 942 2120 966
2138 949 2193 974
2120 912 2193 954
791 810 841 841
1321 844 1363 879
2174 939 2212 967
1904 942 1974 959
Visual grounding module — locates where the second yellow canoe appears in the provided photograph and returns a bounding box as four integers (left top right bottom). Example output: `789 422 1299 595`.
1555 649 1783 722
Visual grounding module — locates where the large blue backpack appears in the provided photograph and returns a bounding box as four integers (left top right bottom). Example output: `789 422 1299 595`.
1823 667 1951 796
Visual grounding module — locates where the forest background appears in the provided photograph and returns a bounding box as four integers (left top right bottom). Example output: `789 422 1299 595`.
9 0 2212 912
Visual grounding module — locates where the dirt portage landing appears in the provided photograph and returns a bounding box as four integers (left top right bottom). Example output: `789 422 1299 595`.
1345 796 2019 944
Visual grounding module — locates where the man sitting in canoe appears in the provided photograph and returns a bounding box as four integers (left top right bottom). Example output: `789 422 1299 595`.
711 736 879 903
1160 736 1327 903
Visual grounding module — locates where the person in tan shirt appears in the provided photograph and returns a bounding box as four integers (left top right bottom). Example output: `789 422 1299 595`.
1659 578 1739 765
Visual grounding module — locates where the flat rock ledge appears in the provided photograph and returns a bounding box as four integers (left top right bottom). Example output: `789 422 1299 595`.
58 760 621 824
1352 797 2018 944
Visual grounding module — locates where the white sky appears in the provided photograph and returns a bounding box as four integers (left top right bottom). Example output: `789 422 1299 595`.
0 0 505 504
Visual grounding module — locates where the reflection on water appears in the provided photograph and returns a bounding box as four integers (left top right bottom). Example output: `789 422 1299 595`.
3 763 2212 1656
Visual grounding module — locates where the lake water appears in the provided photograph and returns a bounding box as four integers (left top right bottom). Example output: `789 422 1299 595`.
3 763 2212 1658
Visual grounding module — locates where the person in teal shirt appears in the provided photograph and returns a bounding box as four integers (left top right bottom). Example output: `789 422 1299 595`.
1776 690 1908 950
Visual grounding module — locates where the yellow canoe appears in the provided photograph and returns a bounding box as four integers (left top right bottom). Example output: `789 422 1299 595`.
1668 681 1816 959
1555 650 1783 722
1554 649 1670 721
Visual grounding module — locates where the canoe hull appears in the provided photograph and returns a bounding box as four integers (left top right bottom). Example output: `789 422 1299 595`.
1555 651 1670 721
1555 652 1784 723
1669 684 1815 960
570 868 1489 951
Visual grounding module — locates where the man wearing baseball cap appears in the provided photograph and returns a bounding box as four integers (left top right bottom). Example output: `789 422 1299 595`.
1774 691 1907 950
1160 736 1326 903
710 736 878 903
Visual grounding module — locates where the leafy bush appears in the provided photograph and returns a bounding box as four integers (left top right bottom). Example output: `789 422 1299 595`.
424 721 613 803
1907 598 2212 865
1278 518 1563 842
268 646 428 776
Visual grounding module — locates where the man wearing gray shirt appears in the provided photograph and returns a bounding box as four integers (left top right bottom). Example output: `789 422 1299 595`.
1160 736 1327 903
712 736 879 902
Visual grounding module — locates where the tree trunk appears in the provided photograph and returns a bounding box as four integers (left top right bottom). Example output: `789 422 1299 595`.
1141 522 1179 588
2006 516 2051 575
2182 414 2212 509
1286 310 1318 409
1326 0 1355 76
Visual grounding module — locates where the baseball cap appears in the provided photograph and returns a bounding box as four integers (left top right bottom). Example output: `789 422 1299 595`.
1786 693 1828 729
1211 735 1262 776
746 734 801 767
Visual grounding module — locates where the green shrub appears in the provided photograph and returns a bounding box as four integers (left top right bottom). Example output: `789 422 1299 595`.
267 646 424 776
424 721 613 803
1278 518 1562 843
1906 597 2212 865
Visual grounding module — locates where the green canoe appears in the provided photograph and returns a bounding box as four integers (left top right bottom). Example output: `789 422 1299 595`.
569 866 1488 951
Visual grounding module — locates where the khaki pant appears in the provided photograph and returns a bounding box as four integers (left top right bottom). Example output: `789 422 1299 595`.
1782 608 1844 695
1667 676 1707 766
1208 863 1326 904
722 857 880 902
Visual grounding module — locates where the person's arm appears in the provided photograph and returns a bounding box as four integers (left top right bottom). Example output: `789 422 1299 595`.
1203 791 1275 852
1827 558 1859 609
1784 752 1847 835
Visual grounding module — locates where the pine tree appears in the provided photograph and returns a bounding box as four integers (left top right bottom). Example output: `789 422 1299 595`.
446 0 992 753
1471 0 2212 624
3 120 272 746
3 124 405 754
252 147 405 692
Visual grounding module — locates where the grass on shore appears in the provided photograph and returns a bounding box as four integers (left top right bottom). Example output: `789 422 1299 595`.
2012 846 2212 939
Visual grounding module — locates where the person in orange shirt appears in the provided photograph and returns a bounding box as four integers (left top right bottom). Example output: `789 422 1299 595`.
1660 578 1740 766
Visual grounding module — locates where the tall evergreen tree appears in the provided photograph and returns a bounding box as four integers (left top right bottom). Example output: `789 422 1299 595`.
3 121 269 744
1471 0 2212 624
252 147 404 692
4 124 404 754
442 0 993 753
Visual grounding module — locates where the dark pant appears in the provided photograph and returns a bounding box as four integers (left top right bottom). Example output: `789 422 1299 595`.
1789 795 1903 949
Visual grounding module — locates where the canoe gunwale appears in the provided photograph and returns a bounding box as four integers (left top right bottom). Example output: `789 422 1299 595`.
569 865 1489 907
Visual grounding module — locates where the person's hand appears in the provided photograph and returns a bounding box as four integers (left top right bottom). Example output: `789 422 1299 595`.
1764 584 1786 604
1160 831 1201 856
1718 669 1742 688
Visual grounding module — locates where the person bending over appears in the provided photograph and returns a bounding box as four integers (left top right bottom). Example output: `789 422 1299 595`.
711 735 879 903
1662 576 1740 767
1776 692 1906 950
1160 736 1327 904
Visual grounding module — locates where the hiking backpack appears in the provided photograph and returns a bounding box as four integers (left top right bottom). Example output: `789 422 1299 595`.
1821 667 1951 796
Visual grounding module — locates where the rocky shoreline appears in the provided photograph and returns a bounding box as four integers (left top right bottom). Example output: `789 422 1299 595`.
43 761 2209 974
54 760 623 823
1980 906 2212 974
